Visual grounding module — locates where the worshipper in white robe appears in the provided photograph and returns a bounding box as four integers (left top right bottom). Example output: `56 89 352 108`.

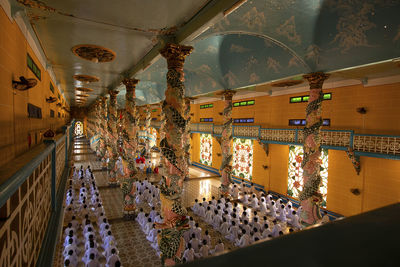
222 210 231 225
230 213 240 226
251 217 261 232
193 223 202 240
197 203 206 218
149 207 157 222
189 234 201 253
219 217 230 236
85 253 100 267
262 224 272 239
192 199 200 214
135 192 144 205
235 229 251 248
64 223 76 237
275 198 284 210
239 182 245 193
103 231 116 249
64 254 78 267
268 201 277 218
272 224 282 238
210 239 224 255
147 224 158 243
101 225 111 240
149 194 158 208
63 239 80 257
252 228 262 243
64 234 78 248
183 243 195 262
143 218 153 235
82 242 100 263
154 214 163 224
205 207 213 224
201 230 211 246
196 240 209 258
211 196 217 207
188 216 195 229
241 192 250 205
105 248 121 267
136 208 145 224
242 220 251 235
290 211 302 229
277 205 287 222
103 245 119 259
285 201 293 214
212 210 222 230
231 184 239 199
225 221 239 242
240 211 249 222
250 194 259 209
259 198 267 214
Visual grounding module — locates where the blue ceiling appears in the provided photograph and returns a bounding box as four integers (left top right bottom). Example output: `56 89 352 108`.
119 0 400 105
15 0 400 106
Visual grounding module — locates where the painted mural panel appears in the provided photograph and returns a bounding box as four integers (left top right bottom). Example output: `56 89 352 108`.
74 121 83 136
232 138 253 180
200 134 212 166
287 145 329 207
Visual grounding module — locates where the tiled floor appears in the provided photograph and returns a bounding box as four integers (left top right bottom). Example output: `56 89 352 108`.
55 138 297 267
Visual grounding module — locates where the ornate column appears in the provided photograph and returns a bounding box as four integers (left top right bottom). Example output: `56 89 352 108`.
158 43 193 266
144 104 151 155
100 96 108 164
220 90 236 196
107 89 119 185
120 78 139 219
300 72 329 226
122 78 139 175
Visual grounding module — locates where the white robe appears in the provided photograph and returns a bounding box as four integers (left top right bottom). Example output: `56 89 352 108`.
183 248 195 262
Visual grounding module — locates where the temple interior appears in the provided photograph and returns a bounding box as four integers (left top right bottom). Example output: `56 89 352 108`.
0 0 399 266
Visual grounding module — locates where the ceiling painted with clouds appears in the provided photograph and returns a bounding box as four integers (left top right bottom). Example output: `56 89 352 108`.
12 0 400 107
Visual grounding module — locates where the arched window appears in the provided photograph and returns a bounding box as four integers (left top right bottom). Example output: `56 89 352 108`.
287 145 329 207
74 121 83 136
232 138 253 180
200 134 212 166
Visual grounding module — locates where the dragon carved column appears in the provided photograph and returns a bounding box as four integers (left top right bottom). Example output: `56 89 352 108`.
220 90 236 197
120 78 139 219
157 43 193 266
100 96 108 168
107 89 119 185
144 104 152 156
299 72 329 226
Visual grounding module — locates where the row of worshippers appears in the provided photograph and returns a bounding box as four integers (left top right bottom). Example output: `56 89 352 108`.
239 192 303 229
181 217 225 262
191 195 296 248
134 179 161 208
63 165 121 267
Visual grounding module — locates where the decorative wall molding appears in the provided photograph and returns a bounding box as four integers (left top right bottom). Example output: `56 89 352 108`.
188 123 400 159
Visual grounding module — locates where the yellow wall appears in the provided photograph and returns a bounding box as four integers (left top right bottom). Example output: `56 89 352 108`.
0 6 69 167
190 82 400 217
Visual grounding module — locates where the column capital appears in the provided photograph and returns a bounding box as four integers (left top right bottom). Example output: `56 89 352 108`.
108 90 119 99
219 89 236 100
303 72 330 89
122 78 139 91
160 43 193 69
100 96 108 103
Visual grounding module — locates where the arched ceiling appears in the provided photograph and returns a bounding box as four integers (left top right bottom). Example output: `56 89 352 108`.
12 0 400 107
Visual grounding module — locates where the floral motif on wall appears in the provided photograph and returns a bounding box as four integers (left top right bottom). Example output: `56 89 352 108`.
200 134 212 166
287 145 329 207
232 138 253 180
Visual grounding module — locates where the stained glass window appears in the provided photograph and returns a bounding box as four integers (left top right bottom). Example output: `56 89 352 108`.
200 134 212 166
148 127 157 148
75 121 83 136
232 138 253 180
287 145 329 207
